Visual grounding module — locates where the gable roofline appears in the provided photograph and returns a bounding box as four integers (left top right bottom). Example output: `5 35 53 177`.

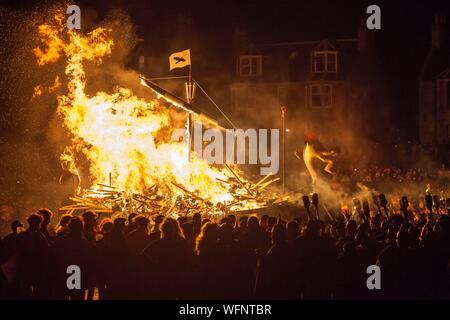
262 38 358 47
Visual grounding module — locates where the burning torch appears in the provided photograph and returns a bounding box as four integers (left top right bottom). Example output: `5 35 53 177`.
311 192 320 220
302 195 312 220
400 196 409 220
378 193 389 217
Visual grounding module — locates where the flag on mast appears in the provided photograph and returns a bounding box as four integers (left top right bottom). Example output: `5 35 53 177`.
169 49 191 70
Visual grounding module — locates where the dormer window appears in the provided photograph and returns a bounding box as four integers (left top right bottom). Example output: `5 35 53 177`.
238 55 262 76
311 51 338 73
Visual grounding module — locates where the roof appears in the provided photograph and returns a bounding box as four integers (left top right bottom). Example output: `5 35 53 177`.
236 38 360 82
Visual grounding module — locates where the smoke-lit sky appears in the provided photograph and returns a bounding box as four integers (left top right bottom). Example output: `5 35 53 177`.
1 0 450 139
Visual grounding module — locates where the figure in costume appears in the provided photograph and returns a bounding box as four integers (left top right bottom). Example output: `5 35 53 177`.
294 132 336 185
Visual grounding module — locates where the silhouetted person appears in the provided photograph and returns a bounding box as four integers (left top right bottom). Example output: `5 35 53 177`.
142 218 192 299
255 224 296 299
81 211 98 300
54 216 92 300
193 222 222 299
149 214 164 243
126 215 151 256
55 214 72 239
15 214 50 299
294 220 336 299
1 220 23 263
124 212 138 236
192 213 202 238
36 208 55 244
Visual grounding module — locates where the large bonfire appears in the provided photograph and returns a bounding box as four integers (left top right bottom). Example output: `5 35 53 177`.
33 11 285 217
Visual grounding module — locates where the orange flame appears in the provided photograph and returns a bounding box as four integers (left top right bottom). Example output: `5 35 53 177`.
33 12 247 207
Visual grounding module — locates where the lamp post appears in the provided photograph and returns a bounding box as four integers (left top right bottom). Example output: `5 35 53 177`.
281 106 287 194
186 66 196 162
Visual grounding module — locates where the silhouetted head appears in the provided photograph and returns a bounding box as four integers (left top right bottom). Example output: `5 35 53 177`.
100 218 114 234
304 220 321 238
27 214 43 230
370 215 381 229
11 220 23 233
435 215 450 237
387 227 398 244
346 220 357 237
160 217 184 240
390 214 404 228
82 210 97 228
113 217 127 234
59 214 72 228
178 216 188 226
342 240 356 255
239 216 248 228
36 208 53 226
195 222 219 255
128 212 138 224
219 217 230 225
154 215 164 227
134 215 150 230
286 221 299 240
260 215 269 229
219 223 233 243
227 214 236 227
68 217 84 236
181 222 193 238
272 224 286 244
267 216 277 230
192 213 202 225
396 226 410 248
248 216 259 232
333 220 346 237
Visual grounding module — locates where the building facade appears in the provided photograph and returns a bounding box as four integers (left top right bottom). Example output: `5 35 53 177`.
229 22 389 157
419 15 450 146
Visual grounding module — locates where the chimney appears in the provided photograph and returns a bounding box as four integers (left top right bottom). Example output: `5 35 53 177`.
431 14 447 49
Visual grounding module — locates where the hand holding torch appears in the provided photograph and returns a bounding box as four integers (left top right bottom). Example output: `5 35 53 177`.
400 196 409 220
312 193 320 220
302 195 312 220
379 193 388 217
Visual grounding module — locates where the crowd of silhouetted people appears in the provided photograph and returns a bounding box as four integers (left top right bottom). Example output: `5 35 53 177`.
0 205 449 300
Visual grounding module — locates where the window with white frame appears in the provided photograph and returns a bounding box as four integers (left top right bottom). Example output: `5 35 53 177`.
311 51 337 73
239 55 262 76
308 84 333 107
138 55 145 70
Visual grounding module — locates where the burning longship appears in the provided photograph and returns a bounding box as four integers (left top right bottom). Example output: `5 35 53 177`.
33 12 287 218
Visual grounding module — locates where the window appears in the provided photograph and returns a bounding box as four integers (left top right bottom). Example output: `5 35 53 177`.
138 55 145 70
311 51 337 73
138 56 153 71
239 55 262 76
308 84 333 108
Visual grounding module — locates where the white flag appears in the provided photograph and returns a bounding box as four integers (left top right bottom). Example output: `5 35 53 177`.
169 49 191 70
